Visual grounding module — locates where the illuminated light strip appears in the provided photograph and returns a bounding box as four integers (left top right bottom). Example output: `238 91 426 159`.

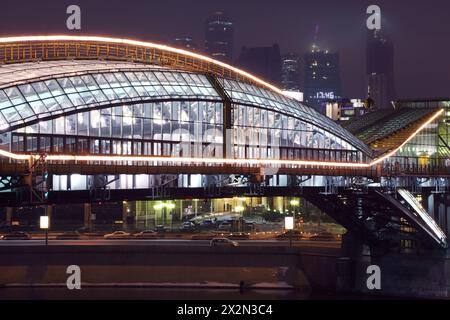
369 109 444 166
0 109 443 168
36 154 370 168
0 35 285 96
0 149 31 160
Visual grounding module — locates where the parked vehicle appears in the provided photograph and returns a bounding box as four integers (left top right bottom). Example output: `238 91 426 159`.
1 231 31 240
56 231 81 240
179 222 197 232
103 231 132 239
154 225 167 233
210 237 239 247
200 219 215 230
275 230 302 240
309 232 339 241
134 230 158 239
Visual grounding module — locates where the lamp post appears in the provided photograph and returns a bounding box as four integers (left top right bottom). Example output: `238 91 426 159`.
284 216 294 247
40 216 49 245
290 199 300 228
234 205 245 232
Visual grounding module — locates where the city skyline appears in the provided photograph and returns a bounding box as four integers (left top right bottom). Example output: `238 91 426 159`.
0 1 449 100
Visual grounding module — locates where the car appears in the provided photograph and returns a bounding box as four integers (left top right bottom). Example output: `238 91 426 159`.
103 231 132 239
134 230 158 239
200 219 215 230
309 232 339 241
217 222 232 231
276 230 302 240
1 231 31 240
210 237 239 247
179 222 197 232
56 231 81 240
154 225 167 233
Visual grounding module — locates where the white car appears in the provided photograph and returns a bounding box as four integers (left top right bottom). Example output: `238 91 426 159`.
103 231 132 239
210 237 239 247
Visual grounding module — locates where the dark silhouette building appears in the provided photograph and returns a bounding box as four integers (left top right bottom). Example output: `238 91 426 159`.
237 44 282 86
366 30 396 109
204 11 233 62
303 44 342 114
173 36 197 52
281 52 301 92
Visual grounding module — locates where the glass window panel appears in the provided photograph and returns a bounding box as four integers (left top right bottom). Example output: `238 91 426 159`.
151 72 167 84
18 84 39 102
77 112 89 136
163 72 176 83
70 76 88 92
123 86 139 98
57 78 77 94
54 95 74 110
65 114 77 135
102 88 119 101
44 80 64 97
113 87 128 99
123 72 140 85
79 91 97 105
114 72 130 86
1 107 21 123
134 72 150 85
90 90 109 103
0 90 12 109
93 74 111 89
104 73 121 88
5 87 25 105
81 75 99 90
67 93 86 107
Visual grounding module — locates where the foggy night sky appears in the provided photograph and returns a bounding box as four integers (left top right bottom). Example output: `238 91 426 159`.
0 0 449 100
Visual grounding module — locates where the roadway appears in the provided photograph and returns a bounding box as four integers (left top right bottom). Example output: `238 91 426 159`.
0 239 341 248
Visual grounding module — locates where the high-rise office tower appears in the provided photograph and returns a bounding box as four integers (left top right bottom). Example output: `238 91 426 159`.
303 44 342 114
366 29 396 109
281 53 301 91
204 11 233 63
237 44 282 86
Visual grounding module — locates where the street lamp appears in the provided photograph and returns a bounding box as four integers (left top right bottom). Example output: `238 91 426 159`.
40 216 49 245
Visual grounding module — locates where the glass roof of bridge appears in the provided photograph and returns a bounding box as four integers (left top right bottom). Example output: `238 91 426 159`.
0 60 166 88
0 60 372 156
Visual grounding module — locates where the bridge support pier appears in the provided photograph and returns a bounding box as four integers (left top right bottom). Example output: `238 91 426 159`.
5 207 13 227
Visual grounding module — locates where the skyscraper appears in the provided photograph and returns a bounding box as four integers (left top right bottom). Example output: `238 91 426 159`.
204 11 233 63
237 44 282 86
366 29 396 109
303 45 342 114
173 36 198 52
281 52 301 91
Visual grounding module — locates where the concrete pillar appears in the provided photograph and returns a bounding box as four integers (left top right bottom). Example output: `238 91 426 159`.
122 201 129 230
5 207 13 227
83 203 91 229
